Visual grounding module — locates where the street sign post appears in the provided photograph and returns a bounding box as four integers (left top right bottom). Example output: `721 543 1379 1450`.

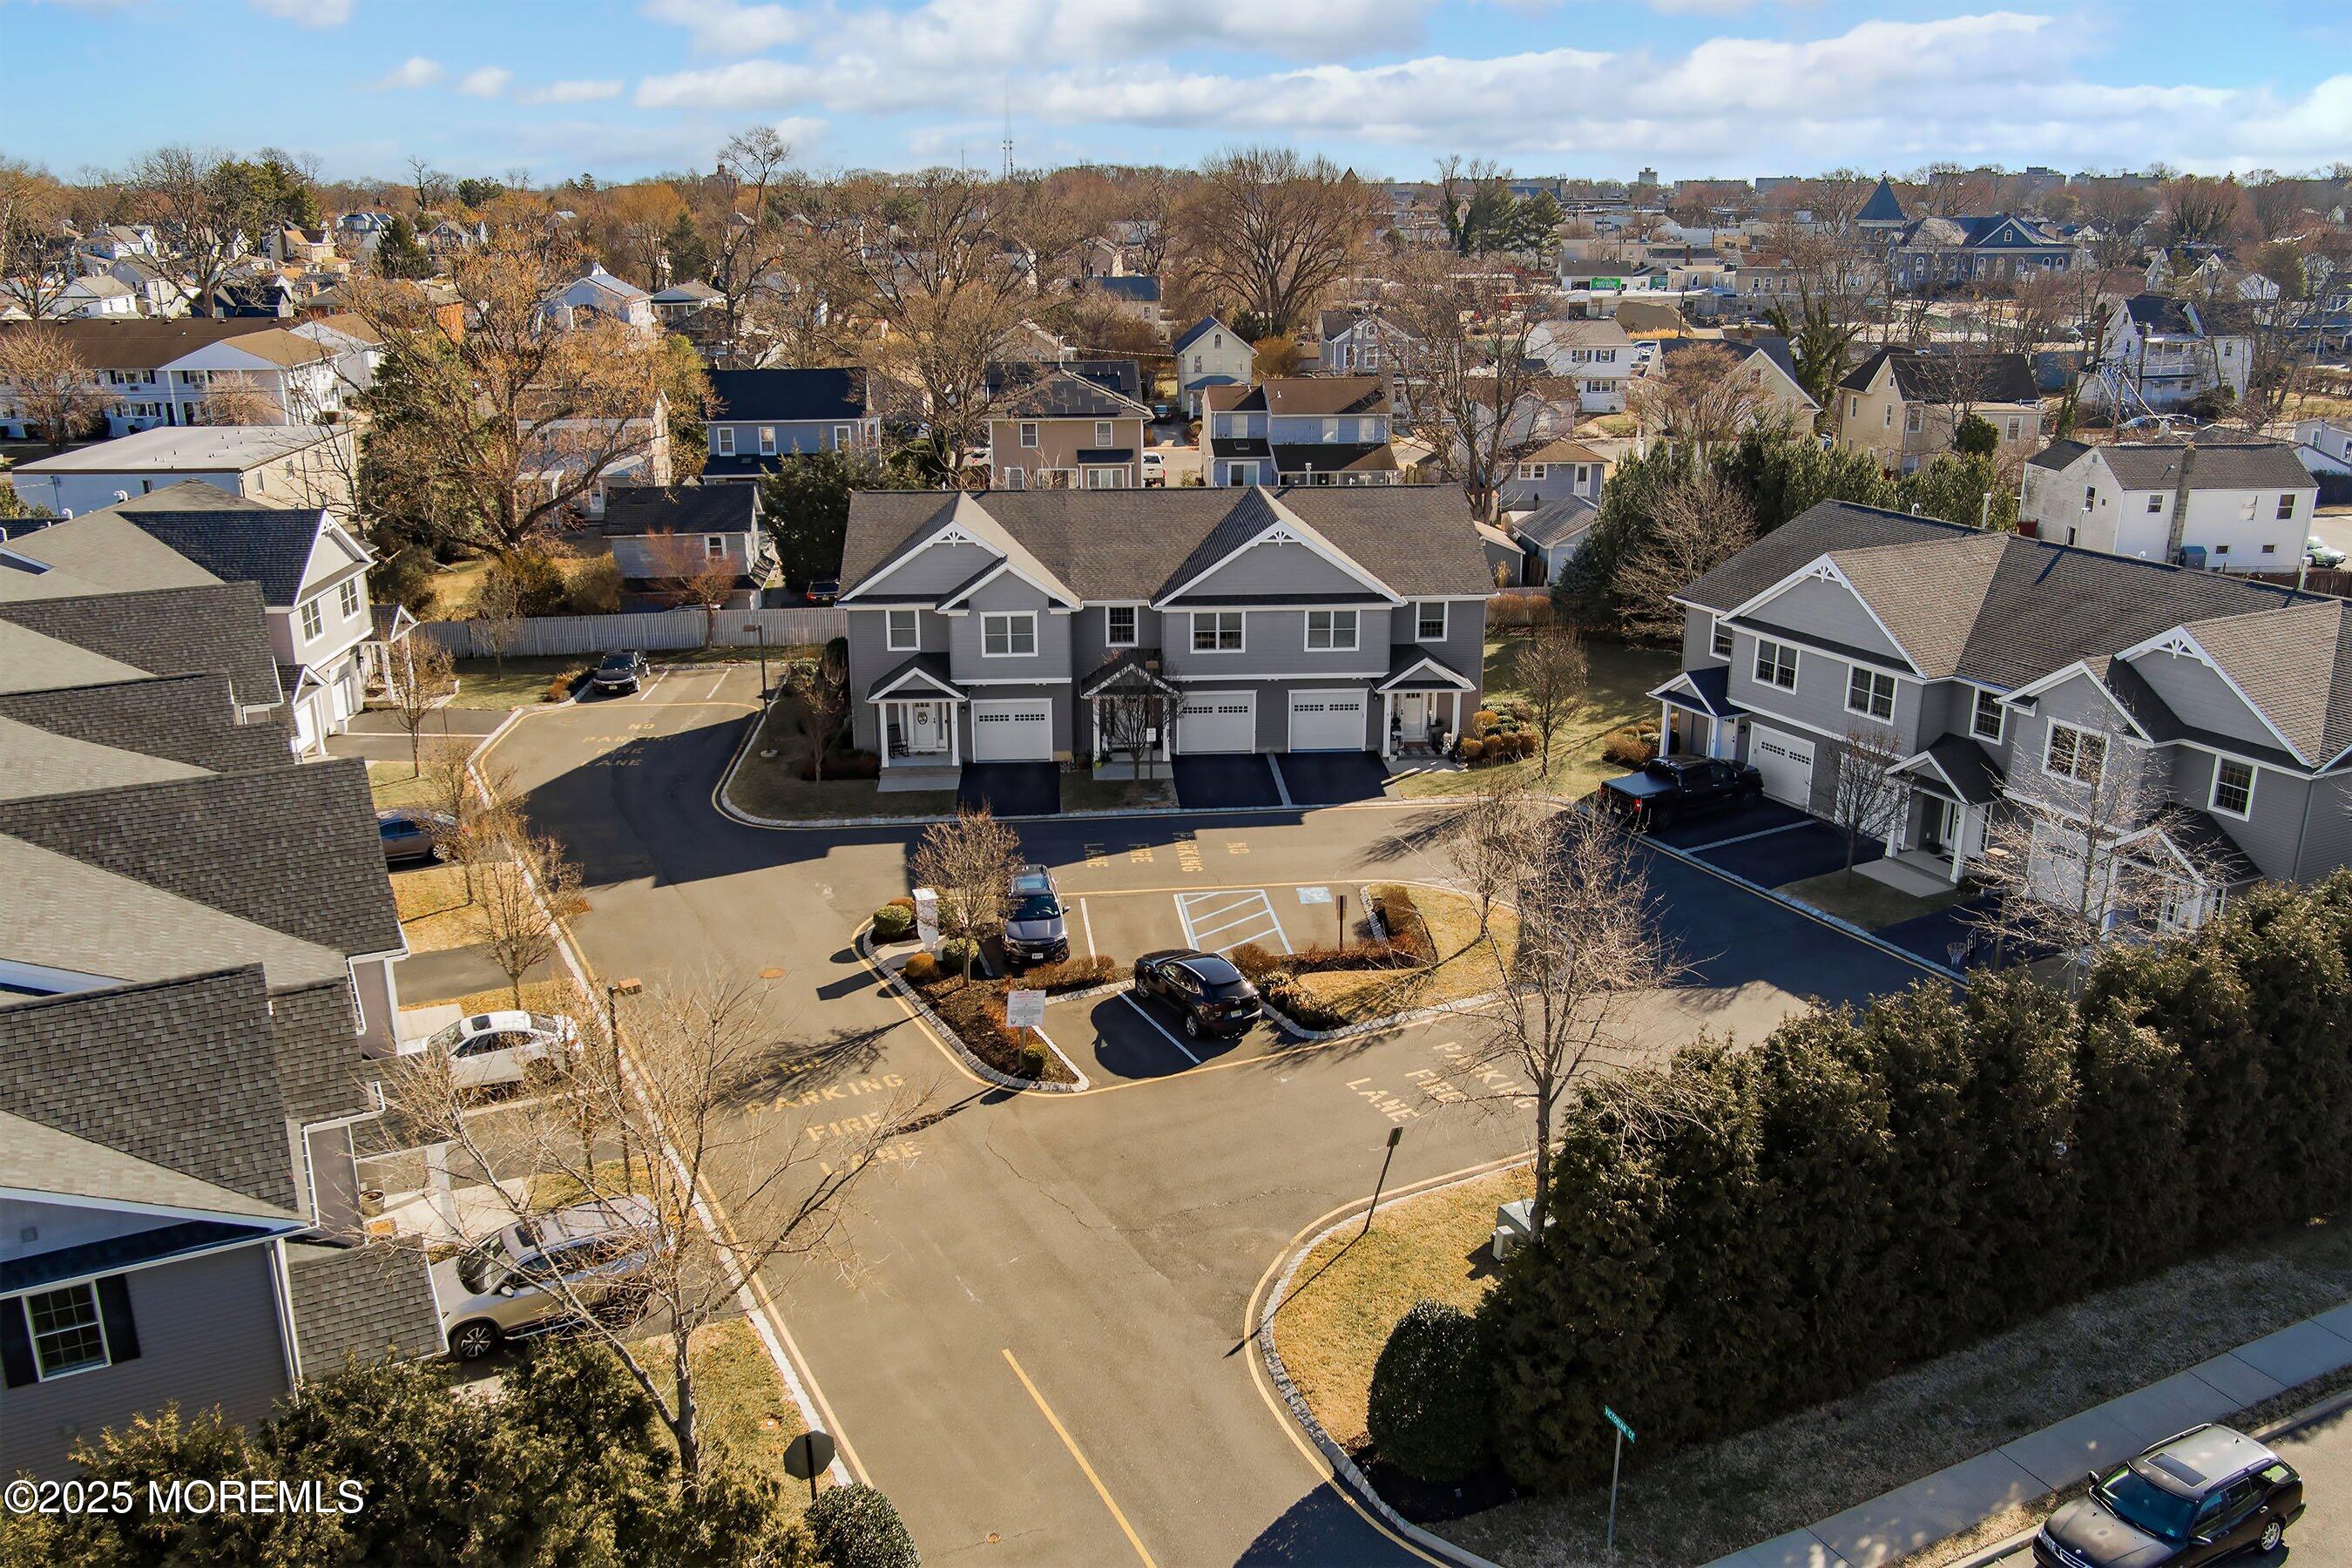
781 1429 836 1505
1005 989 1046 1029
1603 1406 1635 1554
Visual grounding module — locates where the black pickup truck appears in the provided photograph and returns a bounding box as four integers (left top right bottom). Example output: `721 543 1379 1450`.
1598 756 1763 830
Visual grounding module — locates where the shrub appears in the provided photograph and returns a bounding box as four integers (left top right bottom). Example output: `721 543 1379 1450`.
1598 727 1656 767
1513 732 1539 760
798 749 881 781
936 936 979 976
1456 737 1485 764
1262 979 1348 1030
1368 1301 1492 1484
1471 709 1500 733
871 902 916 942
902 951 941 983
1227 943 1283 982
566 554 624 614
1017 1044 1049 1079
1372 886 1436 963
1288 940 1418 973
806 1482 918 1568
544 675 577 703
1022 954 1117 991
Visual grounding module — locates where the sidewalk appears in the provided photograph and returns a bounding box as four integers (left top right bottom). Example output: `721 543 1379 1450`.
1709 1301 2352 1568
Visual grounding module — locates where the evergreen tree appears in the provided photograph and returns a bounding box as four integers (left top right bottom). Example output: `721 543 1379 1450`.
664 210 713 285
1954 973 2080 1331
1714 426 1894 534
758 448 924 590
375 213 434 280
1856 987 1979 1359
1893 452 2017 530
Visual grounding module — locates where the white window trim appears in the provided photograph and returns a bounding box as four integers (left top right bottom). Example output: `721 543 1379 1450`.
758 426 777 456
1753 638 1798 691
338 578 361 617
1970 687 2006 743
1844 666 1896 722
1093 421 1114 447
1306 609 1360 652
1192 610 1246 653
2043 720 2107 785
980 611 1037 659
885 609 919 652
2208 757 2257 821
1413 601 1448 643
300 598 323 639
24 1282 110 1382
1018 422 1040 449
715 426 736 456
1710 616 1734 660
1104 605 1139 649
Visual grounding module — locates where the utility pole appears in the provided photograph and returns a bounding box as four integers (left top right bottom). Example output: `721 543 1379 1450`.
1002 81 1014 182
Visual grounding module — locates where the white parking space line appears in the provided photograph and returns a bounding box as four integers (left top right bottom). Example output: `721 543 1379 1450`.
701 671 728 702
1173 889 1291 956
1680 821 1813 853
1121 992 1200 1065
641 670 672 698
1079 897 1097 957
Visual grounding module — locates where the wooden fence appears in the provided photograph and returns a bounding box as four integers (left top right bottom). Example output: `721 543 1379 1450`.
414 606 848 659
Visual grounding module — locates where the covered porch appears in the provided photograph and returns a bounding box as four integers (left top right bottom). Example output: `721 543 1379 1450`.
1650 666 1745 760
867 653 965 773
1082 652 1177 778
1871 735 2005 891
1379 652 1477 760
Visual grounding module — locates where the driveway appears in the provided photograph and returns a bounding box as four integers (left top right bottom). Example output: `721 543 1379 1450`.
1653 799 1884 887
957 760 1058 816
1272 750 1389 806
1171 754 1283 809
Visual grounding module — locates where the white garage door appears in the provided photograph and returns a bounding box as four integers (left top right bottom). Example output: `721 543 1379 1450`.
971 700 1054 761
1288 690 1368 752
1750 730 1815 808
1173 692 1255 754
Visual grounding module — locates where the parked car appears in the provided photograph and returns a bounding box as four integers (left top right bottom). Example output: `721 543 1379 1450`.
378 808 455 867
2033 1423 2302 1566
1597 755 1763 830
1002 866 1070 970
591 649 649 694
806 578 841 605
434 1196 665 1361
1151 401 1175 422
2307 537 2346 568
1141 450 1166 487
408 1010 583 1091
1132 950 1261 1039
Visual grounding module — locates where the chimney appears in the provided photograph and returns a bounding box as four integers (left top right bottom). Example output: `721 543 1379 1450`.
2165 442 2198 564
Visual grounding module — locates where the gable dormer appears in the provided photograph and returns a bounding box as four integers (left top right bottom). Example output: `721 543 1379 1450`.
1155 493 1400 607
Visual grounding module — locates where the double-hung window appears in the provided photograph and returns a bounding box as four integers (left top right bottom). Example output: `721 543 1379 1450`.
1305 609 1358 651
1193 611 1243 652
1970 688 2005 742
2146 493 2164 512
300 598 324 639
338 578 362 618
1018 422 1040 449
1846 666 1896 722
1105 605 1139 647
1093 421 1114 448
1753 638 1797 691
2278 493 2297 521
22 1282 111 1380
2210 757 2255 818
2044 721 2106 785
886 609 919 652
704 534 727 560
758 427 777 456
1710 617 1734 660
715 427 736 456
1415 602 1447 642
981 612 1036 657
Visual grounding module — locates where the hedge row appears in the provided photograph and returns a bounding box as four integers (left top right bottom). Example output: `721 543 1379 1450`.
1475 875 2352 1490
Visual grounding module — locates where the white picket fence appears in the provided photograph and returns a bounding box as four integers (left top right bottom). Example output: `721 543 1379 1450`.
414 607 848 659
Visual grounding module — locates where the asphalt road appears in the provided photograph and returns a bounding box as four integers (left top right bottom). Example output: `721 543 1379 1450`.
483 666 1940 1568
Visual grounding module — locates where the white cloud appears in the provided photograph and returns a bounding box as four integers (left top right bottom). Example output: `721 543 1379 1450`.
521 78 626 105
249 0 355 23
377 56 442 91
457 66 512 98
638 58 814 110
640 0 805 55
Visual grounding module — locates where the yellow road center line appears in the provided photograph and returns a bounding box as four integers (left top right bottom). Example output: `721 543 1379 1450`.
1000 1348 1159 1568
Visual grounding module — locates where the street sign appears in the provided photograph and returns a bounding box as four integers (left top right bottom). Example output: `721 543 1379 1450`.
1006 989 1046 1029
1603 1406 1634 1554
1296 886 1332 904
782 1429 836 1504
1604 1406 1636 1443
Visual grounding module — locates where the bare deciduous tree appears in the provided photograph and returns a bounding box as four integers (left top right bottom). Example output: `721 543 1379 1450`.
783 646 848 783
1452 798 1683 1240
909 807 1024 982
0 324 109 451
387 976 922 1487
1828 721 1907 878
1095 679 1173 782
1181 147 1372 336
0 159 74 320
1613 466 1759 644
386 637 456 776
467 564 531 678
1629 341 1774 456
474 821 585 1006
1386 258 1559 522
1517 624 1588 784
645 529 741 646
193 368 279 426
418 735 510 902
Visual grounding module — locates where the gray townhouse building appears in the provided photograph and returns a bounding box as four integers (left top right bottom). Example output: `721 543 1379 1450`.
0 498 441 1481
837 487 1492 774
1658 500 2352 929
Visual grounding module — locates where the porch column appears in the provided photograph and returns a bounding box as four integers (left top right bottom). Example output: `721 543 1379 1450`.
1659 700 1673 754
948 705 960 767
1380 693 1395 760
877 701 892 767
1450 691 1462 745
1950 805 1969 883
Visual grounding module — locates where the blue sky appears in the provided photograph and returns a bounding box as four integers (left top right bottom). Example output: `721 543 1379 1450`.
7 0 2351 185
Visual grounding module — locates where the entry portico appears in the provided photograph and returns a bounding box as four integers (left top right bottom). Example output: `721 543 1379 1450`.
868 654 963 768
1378 652 1476 759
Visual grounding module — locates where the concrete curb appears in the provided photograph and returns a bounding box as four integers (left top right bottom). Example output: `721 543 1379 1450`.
1255 1173 1519 1568
857 929 1091 1092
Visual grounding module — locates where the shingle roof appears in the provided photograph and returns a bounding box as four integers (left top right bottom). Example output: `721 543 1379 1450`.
0 758 402 958
0 583 285 710
1836 347 2039 404
707 367 870 423
2097 442 2317 493
2123 294 2200 335
0 673 289 774
1514 494 1599 549
1213 376 1389 416
1093 274 1161 301
1857 177 1907 225
2176 598 2352 764
1269 441 1396 475
287 1242 447 1370
0 1109 297 1223
113 506 343 607
993 369 1151 419
0 318 281 371
598 483 760 537
1172 316 1233 353
842 486 1490 604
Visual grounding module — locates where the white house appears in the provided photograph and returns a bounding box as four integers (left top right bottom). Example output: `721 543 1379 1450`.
2092 294 2252 412
1526 318 1634 412
1316 308 1418 378
57 274 139 319
1172 316 1252 417
2294 418 2352 476
544 265 657 335
2020 440 2318 568
9 424 356 517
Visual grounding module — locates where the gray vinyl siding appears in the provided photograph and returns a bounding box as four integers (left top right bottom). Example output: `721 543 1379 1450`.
860 541 997 599
1916 679 1958 745
1071 604 1163 678
848 607 952 753
2294 777 2352 882
1185 542 1378 600
1743 575 1907 664
710 419 839 458
2020 673 2176 800
2126 650 2283 753
1 1244 292 1480
610 529 760 584
950 578 1071 684
1742 713 1842 816
958 684 1071 759
1727 628 1923 754
1162 607 1391 680
2168 748 2304 882
1682 607 1725 670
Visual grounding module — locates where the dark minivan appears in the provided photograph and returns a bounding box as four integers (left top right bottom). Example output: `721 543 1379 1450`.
1133 950 1261 1040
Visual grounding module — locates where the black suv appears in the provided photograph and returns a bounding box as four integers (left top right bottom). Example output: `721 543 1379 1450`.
2035 1423 2302 1565
1002 866 1070 970
1133 950 1261 1040
591 650 649 694
1597 755 1762 830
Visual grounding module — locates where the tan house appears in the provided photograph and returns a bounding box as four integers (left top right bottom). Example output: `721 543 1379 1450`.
986 370 1152 490
1832 347 2041 473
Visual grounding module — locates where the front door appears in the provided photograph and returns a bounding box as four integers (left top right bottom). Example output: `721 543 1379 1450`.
1919 795 1956 855
907 703 944 754
1396 693 1427 740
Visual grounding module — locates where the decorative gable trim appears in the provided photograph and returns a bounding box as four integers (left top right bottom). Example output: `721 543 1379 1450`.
1720 552 1924 676
2004 659 2154 743
2116 626 2312 767
938 557 1082 612
838 519 1002 603
1152 501 1401 609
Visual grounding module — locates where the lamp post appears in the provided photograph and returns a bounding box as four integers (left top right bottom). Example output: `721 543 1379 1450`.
1360 1125 1403 1240
605 977 643 1188
742 622 769 698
